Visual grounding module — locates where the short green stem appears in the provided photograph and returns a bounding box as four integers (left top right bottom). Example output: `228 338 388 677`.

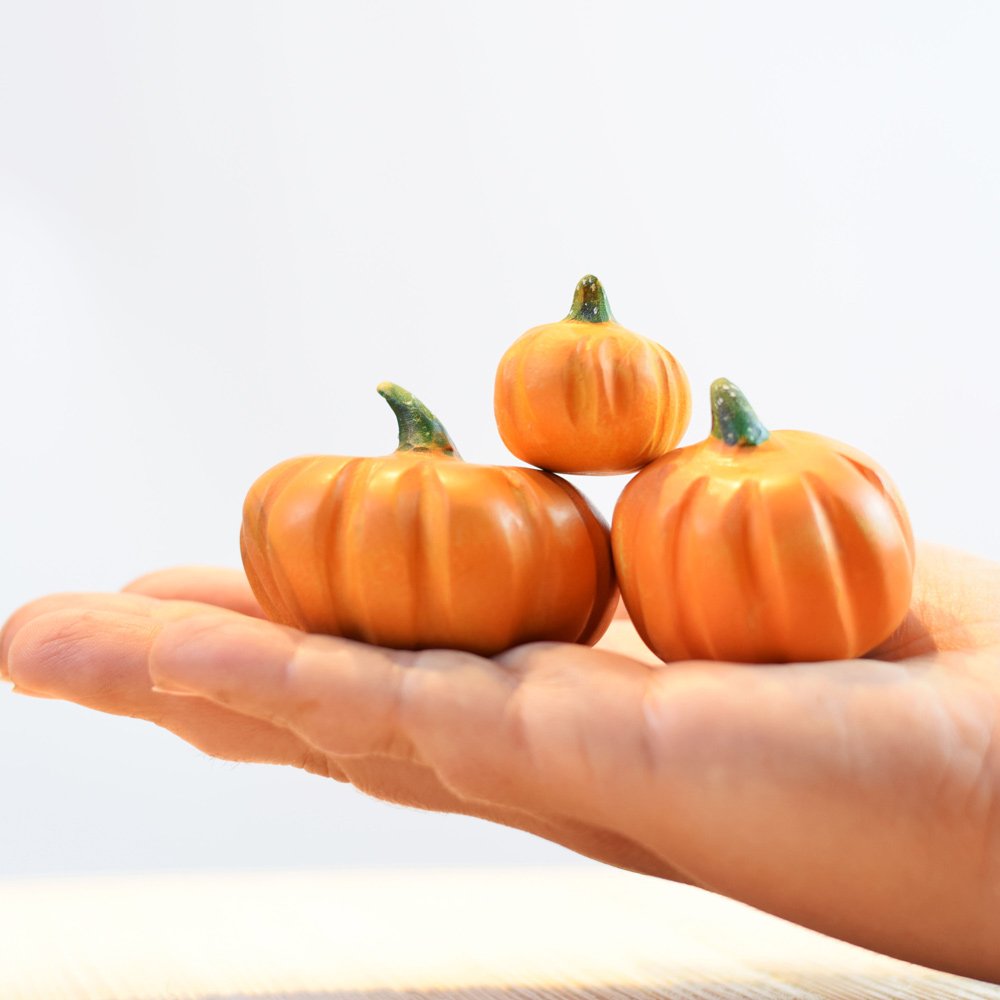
377 383 459 456
710 379 770 447
565 275 615 323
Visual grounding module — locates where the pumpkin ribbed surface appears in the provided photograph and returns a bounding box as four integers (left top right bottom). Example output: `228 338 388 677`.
241 451 617 656
612 431 915 663
494 276 691 475
495 323 691 474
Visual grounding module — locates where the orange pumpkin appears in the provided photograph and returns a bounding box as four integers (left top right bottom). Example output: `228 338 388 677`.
612 379 915 663
241 383 618 656
494 275 691 474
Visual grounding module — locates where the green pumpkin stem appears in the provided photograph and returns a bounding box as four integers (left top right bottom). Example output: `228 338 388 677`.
710 379 771 447
565 274 615 323
377 383 459 457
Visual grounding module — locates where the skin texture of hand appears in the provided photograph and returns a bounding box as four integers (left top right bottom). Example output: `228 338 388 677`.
2 544 1000 981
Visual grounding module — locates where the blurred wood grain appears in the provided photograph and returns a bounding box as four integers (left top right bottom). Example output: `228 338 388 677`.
1 867 996 999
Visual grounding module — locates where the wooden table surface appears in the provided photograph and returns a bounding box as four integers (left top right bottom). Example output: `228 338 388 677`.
1 866 996 999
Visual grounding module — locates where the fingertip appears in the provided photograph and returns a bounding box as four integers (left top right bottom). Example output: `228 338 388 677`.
1 594 84 680
2 592 169 680
6 608 159 695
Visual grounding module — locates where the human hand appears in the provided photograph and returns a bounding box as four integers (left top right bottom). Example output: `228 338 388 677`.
3 545 999 981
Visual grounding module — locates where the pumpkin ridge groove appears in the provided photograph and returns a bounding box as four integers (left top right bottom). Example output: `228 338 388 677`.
752 478 794 660
500 469 541 647
801 471 855 659
643 345 677 457
239 519 276 621
833 485 892 656
322 456 363 639
416 461 454 649
828 454 915 651
250 459 311 623
269 458 326 629
733 479 770 657
392 460 425 649
668 474 711 661
565 336 588 433
239 527 279 622
342 457 382 644
834 451 891 498
595 333 616 431
515 337 539 458
832 449 916 558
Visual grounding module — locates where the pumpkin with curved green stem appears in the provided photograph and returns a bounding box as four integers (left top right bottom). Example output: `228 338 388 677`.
241 383 618 656
494 275 691 474
612 379 915 663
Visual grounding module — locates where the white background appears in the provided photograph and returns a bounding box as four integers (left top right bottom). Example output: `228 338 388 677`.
1 1 998 876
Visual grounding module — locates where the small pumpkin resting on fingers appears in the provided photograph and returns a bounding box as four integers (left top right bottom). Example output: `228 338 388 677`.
241 383 618 657
612 379 915 663
494 275 691 475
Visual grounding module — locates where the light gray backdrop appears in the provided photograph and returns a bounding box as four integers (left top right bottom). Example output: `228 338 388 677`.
1 1 998 876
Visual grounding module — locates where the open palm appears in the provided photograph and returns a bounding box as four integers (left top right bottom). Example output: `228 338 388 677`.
3 543 1000 981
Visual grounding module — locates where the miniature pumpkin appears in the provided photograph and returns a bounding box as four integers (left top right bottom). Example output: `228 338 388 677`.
612 379 915 663
241 383 618 656
494 275 691 475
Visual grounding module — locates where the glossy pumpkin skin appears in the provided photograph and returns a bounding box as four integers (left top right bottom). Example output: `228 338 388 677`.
494 275 691 475
241 384 618 657
612 380 915 664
